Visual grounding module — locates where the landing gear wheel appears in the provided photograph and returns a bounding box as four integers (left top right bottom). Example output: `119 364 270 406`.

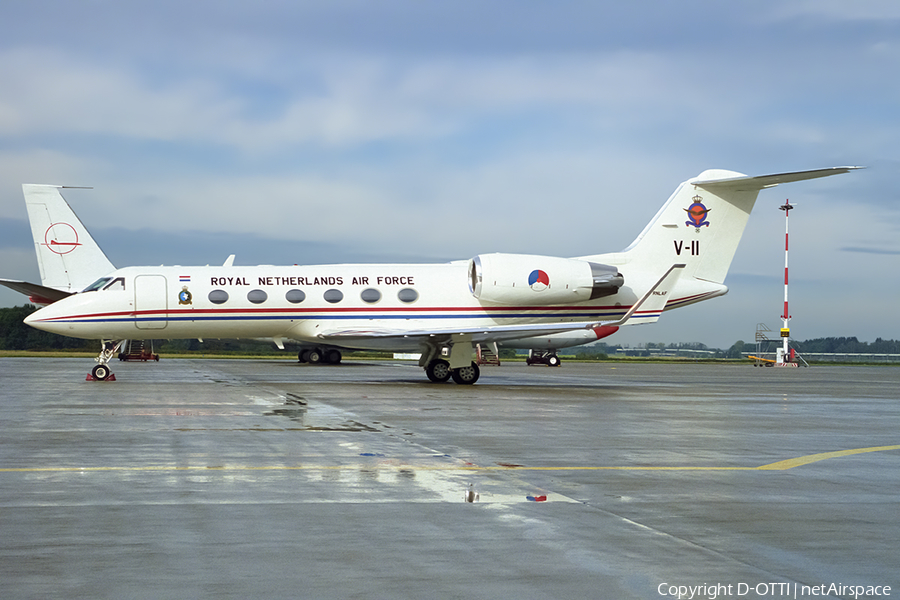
91 364 111 381
307 349 323 364
325 349 342 364
546 354 561 367
451 362 480 385
298 350 309 363
425 359 452 383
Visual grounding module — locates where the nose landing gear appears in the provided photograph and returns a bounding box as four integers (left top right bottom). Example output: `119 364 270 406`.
86 340 124 381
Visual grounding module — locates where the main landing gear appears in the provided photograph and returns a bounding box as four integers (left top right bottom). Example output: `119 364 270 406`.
87 340 125 381
450 361 480 385
425 358 481 385
425 359 452 382
298 347 342 365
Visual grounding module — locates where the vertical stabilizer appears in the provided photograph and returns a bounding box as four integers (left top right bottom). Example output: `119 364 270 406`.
23 184 115 293
613 167 859 285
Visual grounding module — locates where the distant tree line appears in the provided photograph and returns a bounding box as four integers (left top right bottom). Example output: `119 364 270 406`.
0 305 94 351
791 337 900 354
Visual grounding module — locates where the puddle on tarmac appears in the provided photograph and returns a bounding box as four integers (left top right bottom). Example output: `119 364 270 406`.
263 396 378 432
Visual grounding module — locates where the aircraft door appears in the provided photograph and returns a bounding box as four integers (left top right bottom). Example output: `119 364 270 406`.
134 275 168 330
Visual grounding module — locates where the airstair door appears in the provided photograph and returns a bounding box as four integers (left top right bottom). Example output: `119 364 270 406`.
134 275 168 330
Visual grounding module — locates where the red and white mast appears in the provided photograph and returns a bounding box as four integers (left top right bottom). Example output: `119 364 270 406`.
778 200 793 364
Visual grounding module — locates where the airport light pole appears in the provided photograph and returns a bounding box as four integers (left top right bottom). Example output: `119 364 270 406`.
778 201 793 365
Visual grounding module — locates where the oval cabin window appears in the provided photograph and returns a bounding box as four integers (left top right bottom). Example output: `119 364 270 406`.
247 289 268 304
398 288 418 303
285 289 306 304
360 288 382 303
209 290 229 305
324 289 344 304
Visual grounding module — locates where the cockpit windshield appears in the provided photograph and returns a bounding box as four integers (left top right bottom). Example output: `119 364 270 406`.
103 277 125 291
82 277 112 292
81 277 126 292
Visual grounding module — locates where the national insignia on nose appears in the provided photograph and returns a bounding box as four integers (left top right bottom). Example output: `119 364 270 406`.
178 286 193 305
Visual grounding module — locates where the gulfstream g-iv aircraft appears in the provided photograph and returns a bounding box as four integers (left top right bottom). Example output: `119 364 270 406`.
7 167 858 384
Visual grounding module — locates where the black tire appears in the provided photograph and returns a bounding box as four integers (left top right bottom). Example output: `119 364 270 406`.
451 362 480 385
91 364 111 381
425 359 452 383
298 350 309 363
307 349 323 364
325 349 342 364
547 354 561 367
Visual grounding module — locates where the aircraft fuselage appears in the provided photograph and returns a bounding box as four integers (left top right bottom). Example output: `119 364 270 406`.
26 262 656 351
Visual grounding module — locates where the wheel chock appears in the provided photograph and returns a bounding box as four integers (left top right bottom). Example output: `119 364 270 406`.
86 373 117 381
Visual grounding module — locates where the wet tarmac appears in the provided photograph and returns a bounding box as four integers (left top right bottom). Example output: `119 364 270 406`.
1 357 898 599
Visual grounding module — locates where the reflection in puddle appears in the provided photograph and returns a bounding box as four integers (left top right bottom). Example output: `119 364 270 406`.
264 407 307 422
262 397 378 432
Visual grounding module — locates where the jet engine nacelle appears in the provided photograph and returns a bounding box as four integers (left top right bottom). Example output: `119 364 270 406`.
468 253 623 305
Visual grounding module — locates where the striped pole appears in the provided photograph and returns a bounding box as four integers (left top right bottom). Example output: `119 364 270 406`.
779 201 793 363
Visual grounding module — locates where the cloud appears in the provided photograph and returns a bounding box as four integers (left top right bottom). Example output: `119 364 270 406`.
841 246 900 255
0 48 242 142
6 40 882 157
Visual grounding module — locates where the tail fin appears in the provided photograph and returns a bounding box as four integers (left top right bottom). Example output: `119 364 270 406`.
23 184 115 293
617 167 859 284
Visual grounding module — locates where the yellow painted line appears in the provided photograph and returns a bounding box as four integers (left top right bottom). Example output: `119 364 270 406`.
2 445 898 473
756 444 900 470
465 466 756 471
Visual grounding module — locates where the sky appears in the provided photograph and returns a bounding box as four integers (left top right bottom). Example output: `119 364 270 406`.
1 0 898 349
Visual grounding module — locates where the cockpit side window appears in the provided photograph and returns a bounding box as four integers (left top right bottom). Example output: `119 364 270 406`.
102 277 126 291
82 277 112 292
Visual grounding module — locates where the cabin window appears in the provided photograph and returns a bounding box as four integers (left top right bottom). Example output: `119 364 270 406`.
247 289 268 304
82 277 111 292
209 290 229 305
102 277 125 291
323 289 343 304
398 288 418 303
285 289 306 304
360 288 381 303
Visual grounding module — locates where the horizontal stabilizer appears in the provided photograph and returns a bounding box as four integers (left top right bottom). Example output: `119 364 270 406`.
693 166 863 192
0 278 74 305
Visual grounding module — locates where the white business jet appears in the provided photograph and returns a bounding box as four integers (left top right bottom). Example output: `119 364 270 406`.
5 167 858 384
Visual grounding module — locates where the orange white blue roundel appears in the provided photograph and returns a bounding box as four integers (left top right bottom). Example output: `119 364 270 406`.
529 269 550 291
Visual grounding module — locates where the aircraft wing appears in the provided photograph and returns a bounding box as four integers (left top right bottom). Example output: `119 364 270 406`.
0 278 74 305
318 264 685 344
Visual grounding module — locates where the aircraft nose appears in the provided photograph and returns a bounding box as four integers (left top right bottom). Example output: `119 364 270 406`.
24 306 46 329
24 305 63 334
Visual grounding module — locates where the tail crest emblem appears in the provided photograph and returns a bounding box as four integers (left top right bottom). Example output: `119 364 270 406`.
684 196 711 229
42 223 83 255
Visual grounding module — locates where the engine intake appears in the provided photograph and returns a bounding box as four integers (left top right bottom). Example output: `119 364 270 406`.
468 253 623 305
